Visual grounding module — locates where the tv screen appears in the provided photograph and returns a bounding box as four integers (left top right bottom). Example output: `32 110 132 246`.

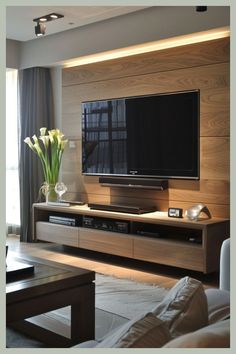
82 90 199 180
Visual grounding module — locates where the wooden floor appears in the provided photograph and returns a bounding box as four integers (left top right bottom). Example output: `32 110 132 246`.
6 234 219 289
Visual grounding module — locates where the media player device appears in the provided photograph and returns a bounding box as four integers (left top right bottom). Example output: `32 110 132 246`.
82 216 129 234
88 203 156 214
49 215 79 226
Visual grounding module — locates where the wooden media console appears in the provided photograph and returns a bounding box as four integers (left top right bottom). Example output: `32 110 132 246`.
33 203 230 274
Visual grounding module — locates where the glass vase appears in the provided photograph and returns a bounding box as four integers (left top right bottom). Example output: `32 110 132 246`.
46 184 58 203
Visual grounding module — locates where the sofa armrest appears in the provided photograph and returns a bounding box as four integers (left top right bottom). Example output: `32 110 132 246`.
220 238 230 291
205 288 230 324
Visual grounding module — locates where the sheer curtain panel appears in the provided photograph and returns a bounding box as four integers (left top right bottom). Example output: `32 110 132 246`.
18 67 54 242
6 69 20 235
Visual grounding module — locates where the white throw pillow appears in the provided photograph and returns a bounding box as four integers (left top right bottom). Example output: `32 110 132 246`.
96 312 171 348
152 276 208 338
163 319 230 348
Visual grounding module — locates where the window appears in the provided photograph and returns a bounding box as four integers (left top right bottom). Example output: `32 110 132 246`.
6 69 20 228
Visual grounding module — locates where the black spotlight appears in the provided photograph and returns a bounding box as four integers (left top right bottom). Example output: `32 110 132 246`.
196 6 207 12
35 22 46 37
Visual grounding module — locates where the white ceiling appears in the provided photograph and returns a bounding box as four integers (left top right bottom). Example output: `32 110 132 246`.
6 6 148 42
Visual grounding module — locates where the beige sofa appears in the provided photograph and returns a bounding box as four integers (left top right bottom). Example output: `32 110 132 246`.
74 238 230 348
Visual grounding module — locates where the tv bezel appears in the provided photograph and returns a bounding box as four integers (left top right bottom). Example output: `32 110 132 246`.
81 89 200 180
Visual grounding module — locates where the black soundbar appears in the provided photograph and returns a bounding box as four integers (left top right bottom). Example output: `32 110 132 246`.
99 177 168 190
88 203 156 214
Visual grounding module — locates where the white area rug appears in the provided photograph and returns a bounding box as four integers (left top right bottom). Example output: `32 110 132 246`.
95 273 168 319
7 273 168 347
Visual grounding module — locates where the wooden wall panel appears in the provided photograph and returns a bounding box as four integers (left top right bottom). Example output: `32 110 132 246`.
200 137 230 180
62 37 230 218
62 62 229 104
63 177 229 206
200 87 229 136
61 138 81 192
62 38 229 86
62 62 229 136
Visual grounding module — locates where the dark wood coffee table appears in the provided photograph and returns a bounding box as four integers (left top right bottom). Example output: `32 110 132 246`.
6 255 95 347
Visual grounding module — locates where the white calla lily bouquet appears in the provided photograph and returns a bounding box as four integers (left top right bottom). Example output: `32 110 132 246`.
24 127 68 190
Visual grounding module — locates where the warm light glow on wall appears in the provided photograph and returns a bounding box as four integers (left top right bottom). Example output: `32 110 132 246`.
62 26 229 68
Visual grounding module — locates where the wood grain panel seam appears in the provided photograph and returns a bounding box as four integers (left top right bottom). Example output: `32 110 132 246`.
165 200 229 206
201 135 229 138
62 60 230 88
80 191 229 206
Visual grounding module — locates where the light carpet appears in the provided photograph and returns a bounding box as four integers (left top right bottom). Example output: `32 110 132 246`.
7 273 168 348
95 273 168 319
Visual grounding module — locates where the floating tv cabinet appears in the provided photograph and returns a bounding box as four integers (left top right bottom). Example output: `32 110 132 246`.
33 203 230 274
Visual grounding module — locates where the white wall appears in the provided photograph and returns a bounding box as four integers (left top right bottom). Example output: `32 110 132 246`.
6 39 20 69
7 6 230 70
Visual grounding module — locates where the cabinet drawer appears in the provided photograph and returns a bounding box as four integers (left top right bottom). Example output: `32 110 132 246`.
79 228 133 257
133 237 204 272
36 222 79 247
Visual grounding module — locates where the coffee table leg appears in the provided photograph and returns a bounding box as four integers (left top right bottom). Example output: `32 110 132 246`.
71 283 95 344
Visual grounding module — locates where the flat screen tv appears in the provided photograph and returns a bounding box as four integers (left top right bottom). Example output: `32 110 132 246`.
82 89 200 180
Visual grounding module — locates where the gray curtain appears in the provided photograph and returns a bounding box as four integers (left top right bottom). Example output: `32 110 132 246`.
18 67 55 242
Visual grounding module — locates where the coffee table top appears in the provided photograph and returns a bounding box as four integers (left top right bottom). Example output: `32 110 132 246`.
6 254 95 304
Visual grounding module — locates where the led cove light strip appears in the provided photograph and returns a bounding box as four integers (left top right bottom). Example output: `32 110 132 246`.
62 27 229 68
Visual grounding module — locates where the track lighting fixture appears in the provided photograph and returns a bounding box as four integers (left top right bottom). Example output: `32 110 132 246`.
35 22 46 37
196 6 207 12
33 13 64 37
